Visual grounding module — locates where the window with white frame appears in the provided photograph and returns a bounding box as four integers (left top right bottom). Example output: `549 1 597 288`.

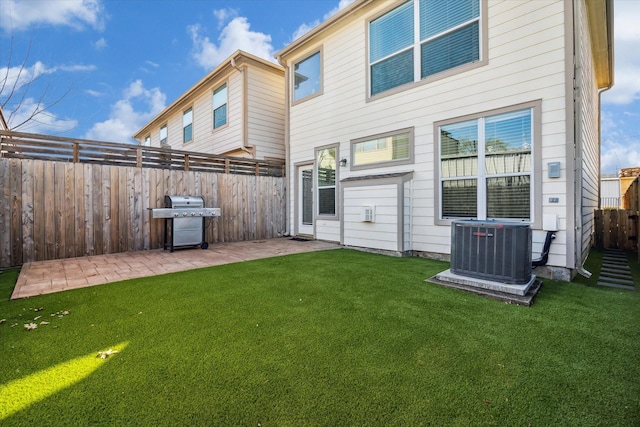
438 107 533 221
144 135 150 147
293 51 322 102
351 128 414 170
212 83 227 129
369 0 481 96
316 146 337 216
183 108 193 144
160 124 168 146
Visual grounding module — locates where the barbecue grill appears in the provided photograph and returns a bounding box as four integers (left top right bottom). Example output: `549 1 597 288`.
151 195 221 252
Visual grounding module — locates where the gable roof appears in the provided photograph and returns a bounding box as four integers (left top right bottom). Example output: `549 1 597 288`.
133 50 283 140
275 0 371 62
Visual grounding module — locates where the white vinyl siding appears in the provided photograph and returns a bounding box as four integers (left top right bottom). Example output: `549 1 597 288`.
574 0 600 267
138 59 283 160
343 185 399 251
287 0 569 271
247 67 286 160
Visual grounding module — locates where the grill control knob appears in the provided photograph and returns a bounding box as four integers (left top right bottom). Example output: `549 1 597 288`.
173 213 178 217
182 212 187 217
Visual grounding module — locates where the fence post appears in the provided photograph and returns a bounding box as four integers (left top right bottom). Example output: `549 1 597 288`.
136 147 142 168
73 142 80 163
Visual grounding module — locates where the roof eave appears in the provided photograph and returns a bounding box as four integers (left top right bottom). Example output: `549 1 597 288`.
586 0 614 89
132 50 283 140
275 0 372 63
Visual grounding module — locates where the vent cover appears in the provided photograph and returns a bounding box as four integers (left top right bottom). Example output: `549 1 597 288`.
450 220 532 284
361 205 375 222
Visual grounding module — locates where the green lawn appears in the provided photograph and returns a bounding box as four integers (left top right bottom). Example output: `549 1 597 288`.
1 249 638 426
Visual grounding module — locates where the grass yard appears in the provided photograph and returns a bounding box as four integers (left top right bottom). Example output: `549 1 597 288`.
0 249 638 426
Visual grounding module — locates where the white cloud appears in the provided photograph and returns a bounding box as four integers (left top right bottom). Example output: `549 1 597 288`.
4 97 77 133
602 0 640 105
0 61 95 95
601 109 640 173
84 80 166 143
0 0 105 32
94 37 107 50
291 0 355 42
189 14 274 69
213 8 237 30
85 89 102 97
145 60 159 68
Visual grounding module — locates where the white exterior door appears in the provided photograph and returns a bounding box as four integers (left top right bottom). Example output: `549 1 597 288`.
298 164 314 235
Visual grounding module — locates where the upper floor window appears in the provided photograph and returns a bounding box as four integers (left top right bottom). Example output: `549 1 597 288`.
369 0 481 96
437 107 533 222
144 135 150 147
351 127 414 170
160 124 168 146
183 108 193 144
213 83 227 129
293 50 322 103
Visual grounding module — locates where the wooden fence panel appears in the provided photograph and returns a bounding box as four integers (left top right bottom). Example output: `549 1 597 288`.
594 209 639 251
0 158 286 268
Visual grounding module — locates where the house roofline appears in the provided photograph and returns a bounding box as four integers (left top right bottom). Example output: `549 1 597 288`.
275 0 373 63
586 0 614 89
132 50 283 140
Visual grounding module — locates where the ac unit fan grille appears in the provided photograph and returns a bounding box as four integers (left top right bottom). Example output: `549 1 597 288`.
450 220 532 284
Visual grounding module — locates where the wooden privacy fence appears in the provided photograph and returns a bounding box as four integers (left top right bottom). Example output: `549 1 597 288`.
594 209 639 252
0 130 285 177
0 158 286 268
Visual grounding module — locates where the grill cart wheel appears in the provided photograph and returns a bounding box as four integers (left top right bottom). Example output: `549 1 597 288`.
201 242 209 250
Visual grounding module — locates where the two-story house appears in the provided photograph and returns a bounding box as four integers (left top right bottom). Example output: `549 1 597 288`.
134 50 285 160
276 0 613 281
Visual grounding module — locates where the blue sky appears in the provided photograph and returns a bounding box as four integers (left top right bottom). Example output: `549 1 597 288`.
0 0 638 174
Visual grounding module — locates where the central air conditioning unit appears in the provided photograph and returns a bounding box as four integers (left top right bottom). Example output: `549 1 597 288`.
450 220 532 285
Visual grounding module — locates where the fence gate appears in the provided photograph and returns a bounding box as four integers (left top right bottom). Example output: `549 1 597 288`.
594 209 639 251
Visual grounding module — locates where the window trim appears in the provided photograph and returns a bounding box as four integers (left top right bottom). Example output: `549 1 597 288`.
291 47 324 106
365 0 488 102
315 143 339 219
212 82 228 131
144 135 151 147
433 100 542 228
350 127 415 171
183 107 193 144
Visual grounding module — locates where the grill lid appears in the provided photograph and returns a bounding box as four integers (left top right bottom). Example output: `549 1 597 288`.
165 195 204 208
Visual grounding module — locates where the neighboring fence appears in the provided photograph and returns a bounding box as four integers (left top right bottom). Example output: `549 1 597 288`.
0 130 285 177
594 209 639 252
0 157 286 268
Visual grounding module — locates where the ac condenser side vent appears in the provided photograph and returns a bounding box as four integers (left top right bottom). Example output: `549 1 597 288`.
450 220 532 285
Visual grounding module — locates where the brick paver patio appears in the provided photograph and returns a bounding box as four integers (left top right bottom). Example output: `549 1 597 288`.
11 238 340 300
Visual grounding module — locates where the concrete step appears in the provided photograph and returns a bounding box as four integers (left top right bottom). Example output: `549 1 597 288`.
598 276 635 285
599 271 633 280
596 281 635 291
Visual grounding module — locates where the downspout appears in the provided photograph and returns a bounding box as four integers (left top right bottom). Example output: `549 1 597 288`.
276 54 291 237
572 1 591 278
230 56 254 157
